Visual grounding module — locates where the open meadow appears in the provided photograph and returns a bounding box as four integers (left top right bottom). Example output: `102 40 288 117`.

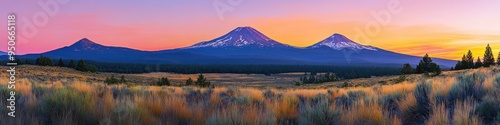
1 65 500 125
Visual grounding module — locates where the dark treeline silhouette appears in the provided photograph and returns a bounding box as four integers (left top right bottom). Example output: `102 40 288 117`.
400 54 442 77
90 63 400 79
2 58 401 79
3 57 401 79
5 55 98 73
300 72 338 84
453 44 497 70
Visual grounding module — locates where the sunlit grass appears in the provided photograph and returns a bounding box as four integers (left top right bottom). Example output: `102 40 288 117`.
1 65 500 124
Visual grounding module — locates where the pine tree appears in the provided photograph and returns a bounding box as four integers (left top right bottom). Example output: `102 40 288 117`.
454 61 462 70
58 58 65 67
68 59 75 68
156 77 170 86
497 52 500 65
195 74 210 87
475 57 483 68
120 75 126 83
35 55 53 66
483 44 495 67
186 77 193 86
416 54 441 76
86 65 98 73
461 54 468 69
76 59 86 71
466 50 474 68
24 59 31 65
401 63 415 74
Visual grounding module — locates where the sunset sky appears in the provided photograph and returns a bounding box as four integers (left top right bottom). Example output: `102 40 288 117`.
1 0 499 60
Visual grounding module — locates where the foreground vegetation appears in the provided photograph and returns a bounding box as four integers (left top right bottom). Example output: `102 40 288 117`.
1 65 500 124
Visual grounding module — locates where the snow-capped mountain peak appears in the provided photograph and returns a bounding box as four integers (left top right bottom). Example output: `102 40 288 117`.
187 26 289 48
308 33 377 51
68 38 106 51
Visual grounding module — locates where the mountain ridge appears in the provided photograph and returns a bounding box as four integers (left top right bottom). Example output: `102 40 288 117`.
9 26 457 67
187 26 292 49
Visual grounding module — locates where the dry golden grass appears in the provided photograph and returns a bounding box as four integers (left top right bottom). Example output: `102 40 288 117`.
341 100 385 125
274 96 299 122
2 65 500 124
453 99 481 125
427 104 449 125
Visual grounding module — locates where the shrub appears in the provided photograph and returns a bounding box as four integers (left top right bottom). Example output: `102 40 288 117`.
299 94 341 125
493 75 500 89
341 101 385 125
263 89 275 99
38 89 98 125
195 74 211 87
447 74 485 106
347 90 366 100
206 106 275 125
379 92 405 116
275 97 299 124
105 75 120 84
497 108 500 123
475 99 498 124
156 77 170 86
400 82 432 125
427 104 449 125
185 77 194 86
453 99 482 125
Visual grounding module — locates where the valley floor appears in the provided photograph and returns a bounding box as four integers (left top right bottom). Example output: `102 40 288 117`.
0 65 499 124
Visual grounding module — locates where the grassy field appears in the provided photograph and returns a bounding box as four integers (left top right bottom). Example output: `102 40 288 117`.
1 65 500 124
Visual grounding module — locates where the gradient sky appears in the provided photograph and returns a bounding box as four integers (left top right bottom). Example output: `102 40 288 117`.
1 0 500 60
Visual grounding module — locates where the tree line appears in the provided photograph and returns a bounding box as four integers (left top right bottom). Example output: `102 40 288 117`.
105 73 211 87
453 44 498 70
86 63 401 79
401 54 441 76
299 72 338 84
9 55 98 73
3 57 400 79
401 44 499 76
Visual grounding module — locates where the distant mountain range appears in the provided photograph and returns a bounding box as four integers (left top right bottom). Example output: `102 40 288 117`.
8 26 456 67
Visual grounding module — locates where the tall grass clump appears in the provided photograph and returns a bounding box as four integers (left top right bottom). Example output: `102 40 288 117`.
379 92 405 117
400 82 432 124
299 94 341 125
206 106 275 125
475 99 498 124
38 88 98 125
493 74 500 89
341 100 387 125
453 99 481 124
275 96 299 124
447 74 485 107
427 103 449 125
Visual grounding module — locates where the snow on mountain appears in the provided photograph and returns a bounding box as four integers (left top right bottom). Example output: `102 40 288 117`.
308 33 377 51
187 26 290 48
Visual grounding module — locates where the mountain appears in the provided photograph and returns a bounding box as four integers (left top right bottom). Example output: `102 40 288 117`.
0 51 6 56
308 33 377 51
10 26 457 67
303 33 455 66
187 26 291 49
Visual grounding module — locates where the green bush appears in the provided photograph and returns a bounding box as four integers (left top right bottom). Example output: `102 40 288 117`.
156 77 170 86
299 94 341 125
379 92 405 116
493 75 500 89
475 99 498 124
38 89 98 125
195 74 211 87
447 74 485 105
401 82 432 125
